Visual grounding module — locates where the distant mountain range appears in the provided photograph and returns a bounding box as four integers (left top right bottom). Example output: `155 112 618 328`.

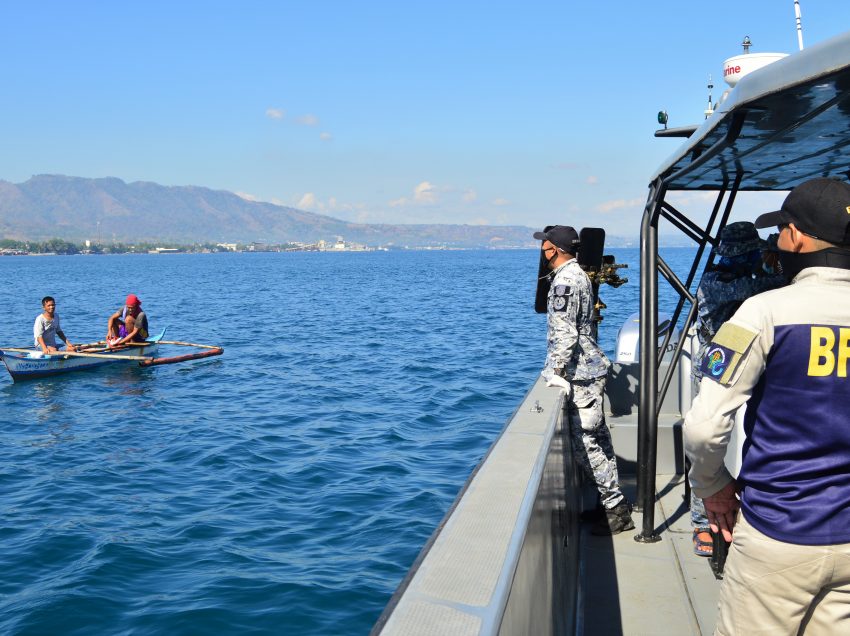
0 174 647 248
0 175 534 248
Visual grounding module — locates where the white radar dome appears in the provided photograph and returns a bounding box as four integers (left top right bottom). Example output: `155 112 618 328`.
722 52 788 87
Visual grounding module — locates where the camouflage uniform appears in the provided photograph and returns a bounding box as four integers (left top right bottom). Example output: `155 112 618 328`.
691 222 785 527
543 259 623 510
693 272 785 379
693 223 785 380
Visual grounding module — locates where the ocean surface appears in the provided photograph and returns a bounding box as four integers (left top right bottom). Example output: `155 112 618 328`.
0 248 697 635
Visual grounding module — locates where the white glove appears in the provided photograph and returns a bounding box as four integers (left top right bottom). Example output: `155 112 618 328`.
546 374 571 389
542 370 572 399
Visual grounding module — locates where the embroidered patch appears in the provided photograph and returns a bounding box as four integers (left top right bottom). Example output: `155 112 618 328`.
702 344 732 378
701 322 758 386
552 285 572 311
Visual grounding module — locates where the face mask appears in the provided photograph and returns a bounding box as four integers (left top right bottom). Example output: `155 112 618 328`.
776 247 850 283
542 246 565 272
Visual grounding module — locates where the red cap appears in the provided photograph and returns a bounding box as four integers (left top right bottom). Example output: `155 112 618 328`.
126 293 141 307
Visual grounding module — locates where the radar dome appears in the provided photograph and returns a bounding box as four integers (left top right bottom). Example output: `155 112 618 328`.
722 52 788 87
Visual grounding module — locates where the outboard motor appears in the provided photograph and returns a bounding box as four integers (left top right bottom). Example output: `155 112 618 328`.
614 311 680 364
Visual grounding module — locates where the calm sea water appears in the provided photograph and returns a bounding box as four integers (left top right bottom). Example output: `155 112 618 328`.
0 248 696 635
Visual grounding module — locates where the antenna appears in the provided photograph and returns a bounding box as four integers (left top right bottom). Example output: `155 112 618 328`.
794 0 804 50
705 75 714 119
742 35 752 53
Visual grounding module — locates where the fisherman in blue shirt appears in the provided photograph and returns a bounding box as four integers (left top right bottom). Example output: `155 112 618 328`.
685 178 850 633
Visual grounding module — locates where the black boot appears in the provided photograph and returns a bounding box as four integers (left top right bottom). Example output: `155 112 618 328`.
591 502 634 536
580 493 604 521
580 504 605 522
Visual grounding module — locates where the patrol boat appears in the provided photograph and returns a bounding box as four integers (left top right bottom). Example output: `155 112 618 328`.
372 28 850 635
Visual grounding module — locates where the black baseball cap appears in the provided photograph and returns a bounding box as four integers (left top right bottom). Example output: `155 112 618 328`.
754 178 850 245
533 225 580 254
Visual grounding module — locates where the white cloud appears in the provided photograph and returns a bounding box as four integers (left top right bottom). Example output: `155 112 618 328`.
319 132 333 141
266 108 285 120
595 197 645 213
236 191 260 201
586 175 598 185
389 182 508 210
297 193 317 209
296 114 319 126
414 181 437 204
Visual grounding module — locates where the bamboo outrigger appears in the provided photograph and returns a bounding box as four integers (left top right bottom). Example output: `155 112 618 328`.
0 329 223 381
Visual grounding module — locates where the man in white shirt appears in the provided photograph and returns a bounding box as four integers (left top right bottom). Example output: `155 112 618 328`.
33 296 76 354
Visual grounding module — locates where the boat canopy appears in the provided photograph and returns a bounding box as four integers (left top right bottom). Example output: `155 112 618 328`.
652 30 850 191
635 29 850 544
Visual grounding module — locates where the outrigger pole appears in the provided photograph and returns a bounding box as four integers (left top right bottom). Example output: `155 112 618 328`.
140 345 223 367
2 340 224 367
122 339 224 366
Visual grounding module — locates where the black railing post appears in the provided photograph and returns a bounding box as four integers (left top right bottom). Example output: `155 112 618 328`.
635 181 662 543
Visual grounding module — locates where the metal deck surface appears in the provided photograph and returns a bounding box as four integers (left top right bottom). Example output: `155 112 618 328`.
579 474 721 635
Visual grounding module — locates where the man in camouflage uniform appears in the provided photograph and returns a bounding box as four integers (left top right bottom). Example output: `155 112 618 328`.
690 221 785 555
693 221 785 382
534 225 633 535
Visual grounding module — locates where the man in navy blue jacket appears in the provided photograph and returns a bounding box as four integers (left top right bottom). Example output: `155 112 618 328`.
685 178 850 633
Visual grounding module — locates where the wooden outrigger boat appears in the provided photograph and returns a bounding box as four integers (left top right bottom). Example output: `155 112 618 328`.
0 329 223 382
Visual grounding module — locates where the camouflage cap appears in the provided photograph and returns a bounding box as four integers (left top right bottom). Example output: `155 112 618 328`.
715 221 762 257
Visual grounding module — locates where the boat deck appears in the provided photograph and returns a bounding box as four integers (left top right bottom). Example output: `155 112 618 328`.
579 474 720 635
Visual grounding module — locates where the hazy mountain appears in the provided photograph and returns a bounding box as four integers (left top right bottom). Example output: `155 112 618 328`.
0 175 546 248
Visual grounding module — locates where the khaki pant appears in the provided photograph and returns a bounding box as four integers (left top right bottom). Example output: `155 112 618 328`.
716 513 850 635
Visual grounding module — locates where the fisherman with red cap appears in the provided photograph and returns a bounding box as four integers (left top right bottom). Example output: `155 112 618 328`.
106 293 149 347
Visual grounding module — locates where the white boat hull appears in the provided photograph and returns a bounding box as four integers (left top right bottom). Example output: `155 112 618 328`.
0 342 159 382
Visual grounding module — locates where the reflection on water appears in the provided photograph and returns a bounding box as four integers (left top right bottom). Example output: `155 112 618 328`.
32 381 70 409
1 381 77 446
36 421 75 447
102 364 158 397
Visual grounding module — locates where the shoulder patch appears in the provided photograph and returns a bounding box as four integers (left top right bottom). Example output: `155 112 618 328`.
552 285 572 311
700 322 758 385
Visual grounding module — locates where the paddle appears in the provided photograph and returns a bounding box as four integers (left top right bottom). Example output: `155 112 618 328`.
48 350 152 362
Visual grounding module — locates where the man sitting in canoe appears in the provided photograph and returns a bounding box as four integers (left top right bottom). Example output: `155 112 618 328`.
106 294 149 347
34 296 76 354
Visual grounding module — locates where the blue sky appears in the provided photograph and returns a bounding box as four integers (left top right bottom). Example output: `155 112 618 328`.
1 1 849 236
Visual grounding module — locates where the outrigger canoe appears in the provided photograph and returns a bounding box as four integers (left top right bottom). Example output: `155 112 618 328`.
0 330 223 382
